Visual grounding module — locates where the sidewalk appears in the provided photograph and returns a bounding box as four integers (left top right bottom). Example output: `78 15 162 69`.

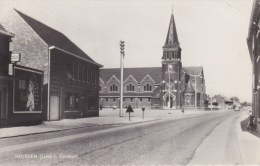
188 110 260 165
0 108 220 138
236 112 260 164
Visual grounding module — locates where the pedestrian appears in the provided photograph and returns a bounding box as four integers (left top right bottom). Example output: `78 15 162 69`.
182 108 185 114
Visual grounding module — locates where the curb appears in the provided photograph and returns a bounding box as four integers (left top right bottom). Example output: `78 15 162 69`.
0 111 228 139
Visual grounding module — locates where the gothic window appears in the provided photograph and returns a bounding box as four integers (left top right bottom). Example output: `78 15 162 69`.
166 52 169 59
144 84 152 91
110 84 118 92
127 84 135 91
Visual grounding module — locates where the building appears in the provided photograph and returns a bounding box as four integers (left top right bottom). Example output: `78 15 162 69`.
99 12 206 109
1 9 102 121
247 0 260 132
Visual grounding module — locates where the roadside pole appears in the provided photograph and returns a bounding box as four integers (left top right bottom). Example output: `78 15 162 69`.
120 40 125 117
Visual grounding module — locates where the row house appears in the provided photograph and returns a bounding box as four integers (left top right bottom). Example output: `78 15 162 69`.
247 0 260 133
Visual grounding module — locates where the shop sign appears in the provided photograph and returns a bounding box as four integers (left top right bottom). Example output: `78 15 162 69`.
11 53 21 63
13 66 43 113
8 64 13 75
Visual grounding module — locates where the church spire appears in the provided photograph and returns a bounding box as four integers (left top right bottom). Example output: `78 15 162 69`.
164 12 179 48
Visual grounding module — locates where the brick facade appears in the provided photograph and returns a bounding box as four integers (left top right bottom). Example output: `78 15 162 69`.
247 0 260 133
1 9 101 121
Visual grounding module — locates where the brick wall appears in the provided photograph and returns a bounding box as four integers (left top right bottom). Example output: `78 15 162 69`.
1 9 49 84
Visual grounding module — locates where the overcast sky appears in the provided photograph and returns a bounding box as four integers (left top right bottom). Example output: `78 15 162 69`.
0 0 254 102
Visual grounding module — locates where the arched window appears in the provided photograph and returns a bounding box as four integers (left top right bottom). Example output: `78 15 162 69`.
127 84 135 91
110 84 118 92
144 84 152 91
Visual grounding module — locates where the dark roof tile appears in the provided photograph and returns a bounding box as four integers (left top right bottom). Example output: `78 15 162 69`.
100 67 162 84
14 9 96 63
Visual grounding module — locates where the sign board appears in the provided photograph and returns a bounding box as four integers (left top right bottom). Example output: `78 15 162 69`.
13 66 43 113
8 64 13 75
11 53 21 63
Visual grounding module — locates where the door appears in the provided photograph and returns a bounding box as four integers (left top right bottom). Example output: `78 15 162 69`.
50 96 60 120
0 87 7 125
80 96 86 116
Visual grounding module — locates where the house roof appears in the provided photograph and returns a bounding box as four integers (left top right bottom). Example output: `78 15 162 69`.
14 9 97 64
100 67 162 84
182 66 203 76
0 23 14 37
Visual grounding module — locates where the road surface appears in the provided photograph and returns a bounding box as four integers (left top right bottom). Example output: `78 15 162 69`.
0 110 242 165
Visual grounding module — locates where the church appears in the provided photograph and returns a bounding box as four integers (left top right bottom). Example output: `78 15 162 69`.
99 12 206 109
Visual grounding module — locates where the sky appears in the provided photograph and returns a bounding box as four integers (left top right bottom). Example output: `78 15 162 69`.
0 0 254 102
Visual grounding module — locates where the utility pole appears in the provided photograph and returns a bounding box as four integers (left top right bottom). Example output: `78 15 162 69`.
195 76 197 112
119 40 125 117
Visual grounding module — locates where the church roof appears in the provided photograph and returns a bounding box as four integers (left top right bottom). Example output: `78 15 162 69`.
100 66 203 84
14 9 96 64
182 66 203 76
0 23 14 37
100 67 162 84
163 13 179 48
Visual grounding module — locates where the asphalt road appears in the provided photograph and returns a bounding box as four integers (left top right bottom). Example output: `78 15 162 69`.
0 111 242 165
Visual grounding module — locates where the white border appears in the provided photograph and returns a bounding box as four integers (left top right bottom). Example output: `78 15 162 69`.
13 66 43 113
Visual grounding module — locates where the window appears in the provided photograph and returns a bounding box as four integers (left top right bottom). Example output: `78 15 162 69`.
144 84 152 91
65 93 80 111
148 98 151 102
127 84 135 91
110 84 118 92
166 52 169 59
113 98 116 102
140 98 142 102
131 98 133 102
79 66 82 81
66 62 73 79
99 86 101 91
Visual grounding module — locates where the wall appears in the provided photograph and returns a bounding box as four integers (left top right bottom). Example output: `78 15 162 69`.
1 9 49 84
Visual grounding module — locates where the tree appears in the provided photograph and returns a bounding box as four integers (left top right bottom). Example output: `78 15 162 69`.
241 101 248 107
230 96 240 102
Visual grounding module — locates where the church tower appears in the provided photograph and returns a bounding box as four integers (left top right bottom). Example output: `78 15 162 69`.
160 12 182 109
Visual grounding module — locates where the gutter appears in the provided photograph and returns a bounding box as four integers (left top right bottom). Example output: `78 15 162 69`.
49 46 103 67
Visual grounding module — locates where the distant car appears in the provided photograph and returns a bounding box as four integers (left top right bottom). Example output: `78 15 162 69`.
235 106 240 111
